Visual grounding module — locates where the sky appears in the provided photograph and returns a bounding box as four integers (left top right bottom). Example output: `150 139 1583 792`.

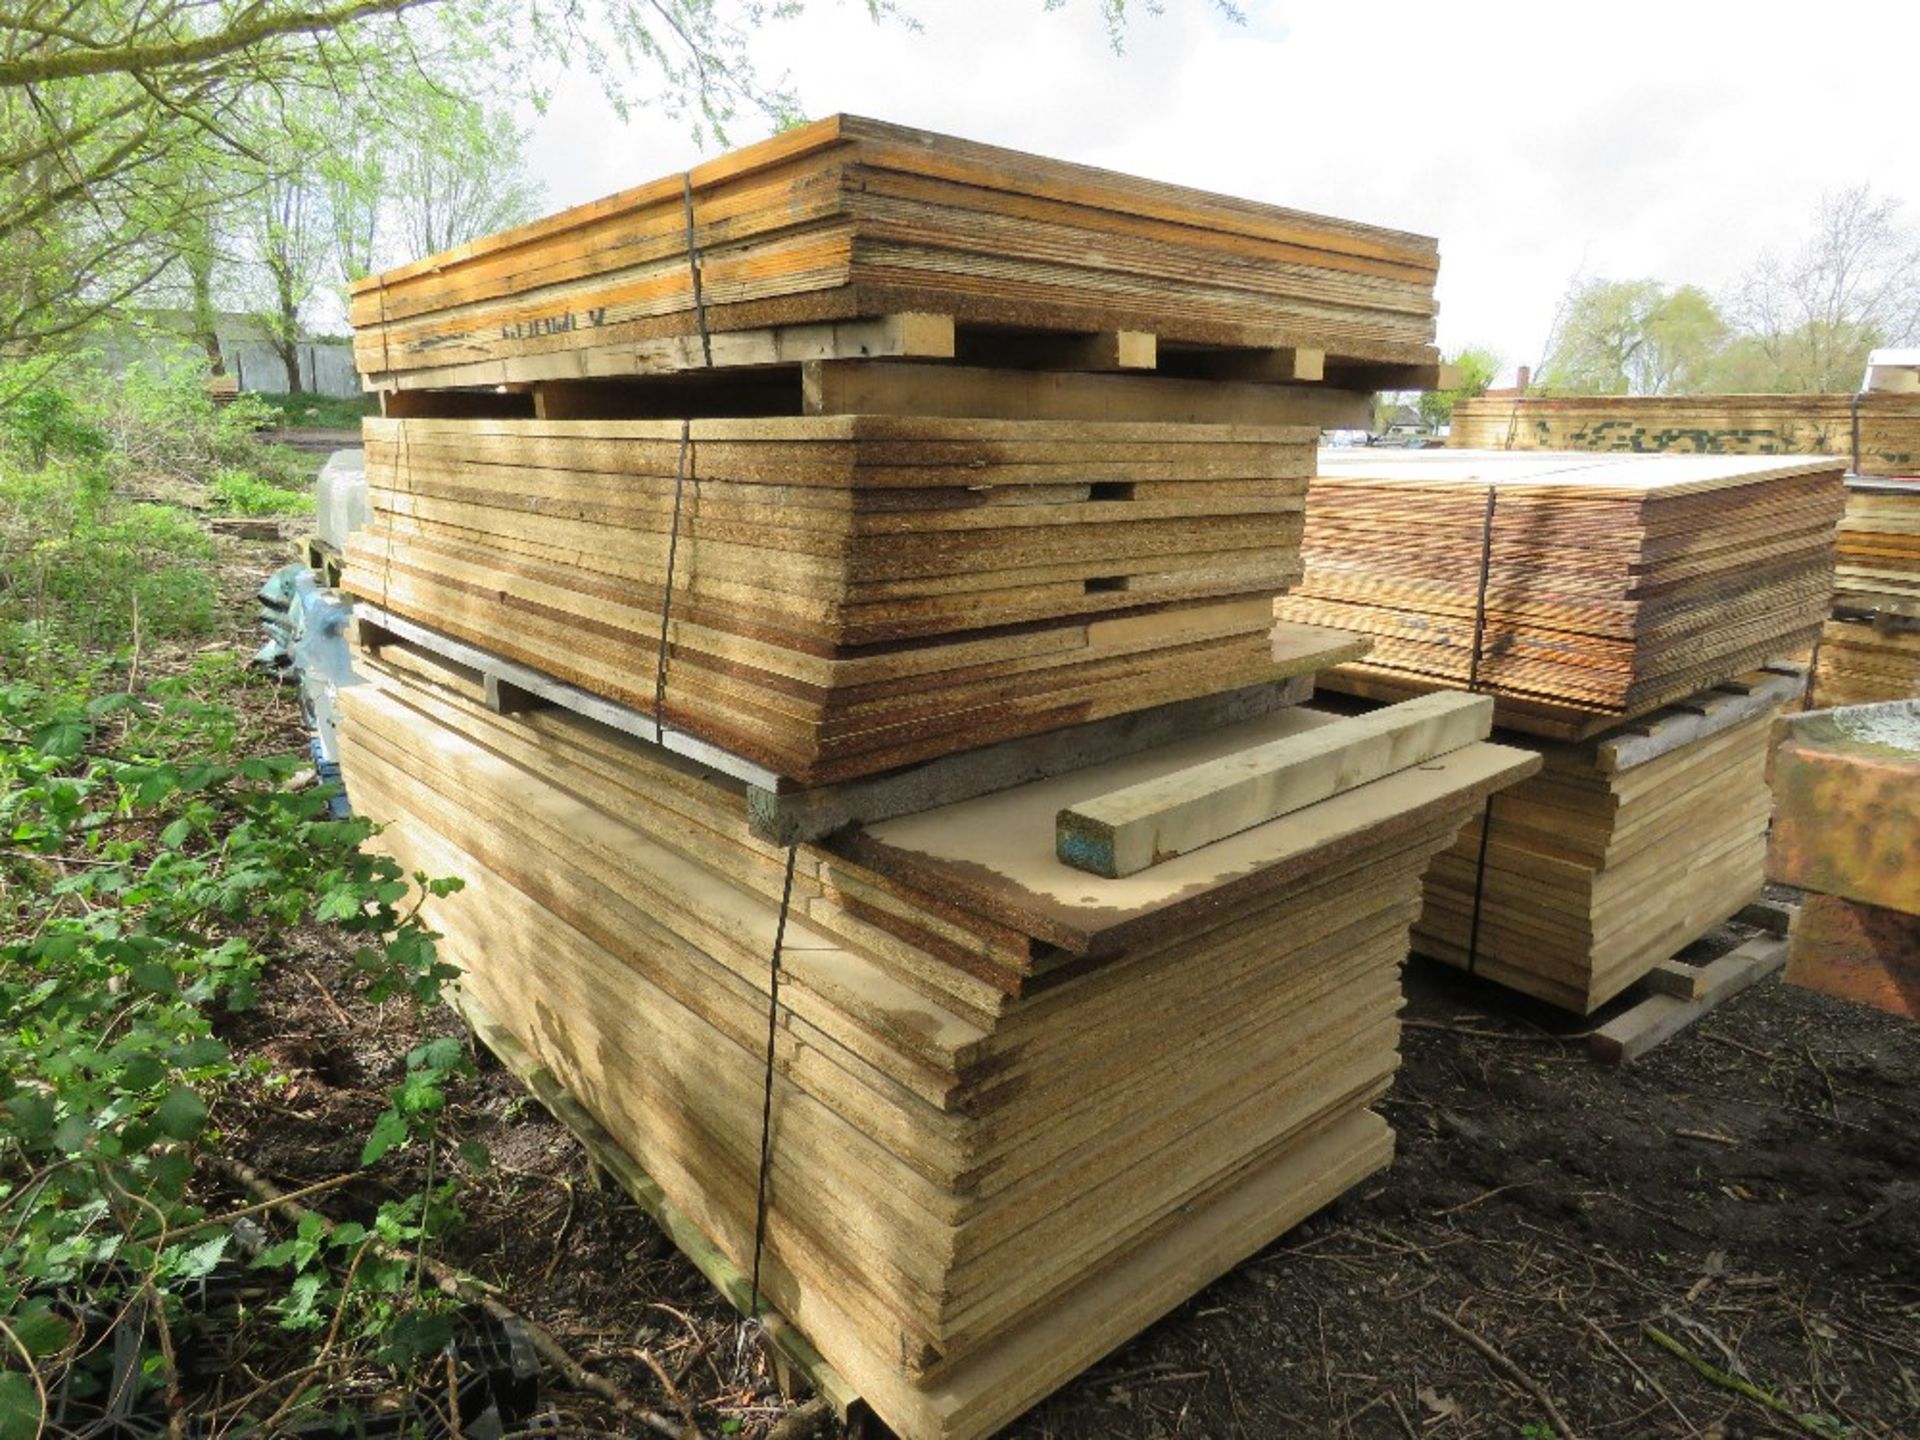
518 0 1920 386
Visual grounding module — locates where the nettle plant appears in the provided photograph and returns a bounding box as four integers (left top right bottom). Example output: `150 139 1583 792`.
0 666 469 1433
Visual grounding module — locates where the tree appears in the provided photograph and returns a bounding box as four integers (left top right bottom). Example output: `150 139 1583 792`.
1727 185 1920 392
1418 346 1500 430
1538 279 1726 395
386 101 542 261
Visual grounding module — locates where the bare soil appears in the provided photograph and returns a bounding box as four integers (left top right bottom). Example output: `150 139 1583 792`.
198 532 1920 1440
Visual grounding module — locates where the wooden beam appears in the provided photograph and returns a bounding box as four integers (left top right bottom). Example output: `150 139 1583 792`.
956 329 1157 372
1588 937 1786 1065
801 359 1371 428
1165 347 1325 384
1057 691 1492 878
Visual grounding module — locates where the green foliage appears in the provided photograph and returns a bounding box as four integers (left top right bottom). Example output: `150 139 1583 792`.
1539 280 1727 396
247 392 378 431
0 667 470 1424
209 467 313 517
1419 345 1502 430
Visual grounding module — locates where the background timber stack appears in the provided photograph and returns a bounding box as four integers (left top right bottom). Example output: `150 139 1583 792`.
338 639 1537 1440
335 121 1542 1439
1769 701 1920 1021
1408 668 1803 1011
1447 392 1920 478
1274 449 1845 738
1814 478 1920 707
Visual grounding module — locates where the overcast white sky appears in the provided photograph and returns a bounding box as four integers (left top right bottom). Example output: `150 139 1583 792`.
518 0 1919 385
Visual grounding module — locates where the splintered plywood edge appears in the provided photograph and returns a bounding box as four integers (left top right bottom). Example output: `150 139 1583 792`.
838 708 1542 957
1057 691 1492 877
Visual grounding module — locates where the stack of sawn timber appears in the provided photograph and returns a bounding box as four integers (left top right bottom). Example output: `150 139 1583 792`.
348 113 1440 391
338 637 1538 1440
1409 668 1803 1012
1446 392 1920 478
344 415 1329 783
1275 449 1846 737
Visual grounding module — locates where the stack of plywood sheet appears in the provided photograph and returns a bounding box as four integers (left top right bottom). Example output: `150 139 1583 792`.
349 114 1440 394
1770 700 1920 1021
1447 393 1920 478
338 637 1537 1440
344 415 1349 783
1835 477 1920 610
1274 449 1846 737
1408 669 1802 1012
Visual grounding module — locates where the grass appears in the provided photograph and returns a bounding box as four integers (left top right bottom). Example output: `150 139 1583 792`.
248 391 378 430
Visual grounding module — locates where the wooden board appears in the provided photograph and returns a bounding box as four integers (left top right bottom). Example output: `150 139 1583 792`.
350 114 1441 392
1276 448 1845 735
1811 616 1920 708
1449 393 1920 480
1056 691 1491 877
1588 937 1788 1064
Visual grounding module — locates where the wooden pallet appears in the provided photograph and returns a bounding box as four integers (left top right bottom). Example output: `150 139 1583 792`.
351 606 1325 842
1589 935 1788 1065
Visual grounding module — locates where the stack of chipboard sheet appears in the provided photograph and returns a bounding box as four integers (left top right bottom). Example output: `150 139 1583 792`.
336 638 1536 1440
1275 449 1845 738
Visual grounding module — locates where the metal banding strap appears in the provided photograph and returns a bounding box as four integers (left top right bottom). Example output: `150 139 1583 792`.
651 420 692 744
681 171 715 369
749 845 801 1320
1465 484 1499 692
1464 794 1496 975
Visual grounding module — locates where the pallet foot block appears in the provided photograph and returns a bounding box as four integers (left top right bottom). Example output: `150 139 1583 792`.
1407 670 1800 1012
337 644 1538 1440
1784 894 1920 1021
1589 937 1788 1065
1767 699 1920 917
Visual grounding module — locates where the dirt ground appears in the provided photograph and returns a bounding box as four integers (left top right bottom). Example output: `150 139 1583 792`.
203 532 1920 1440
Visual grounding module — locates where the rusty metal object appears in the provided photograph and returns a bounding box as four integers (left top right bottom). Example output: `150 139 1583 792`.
1766 700 1920 916
1784 893 1920 1021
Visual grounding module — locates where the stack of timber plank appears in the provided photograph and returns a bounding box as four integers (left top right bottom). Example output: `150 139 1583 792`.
1813 477 1920 706
1274 449 1846 738
1811 617 1920 708
1407 668 1803 1012
344 415 1339 783
1447 393 1920 478
338 638 1538 1440
1769 701 1920 1021
348 114 1440 392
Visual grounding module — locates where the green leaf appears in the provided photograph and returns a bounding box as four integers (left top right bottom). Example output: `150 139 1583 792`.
159 816 193 849
129 961 178 996
7 1091 56 1144
34 719 87 758
409 1036 465 1073
12 1301 72 1358
361 1108 410 1165
457 1139 491 1171
167 1232 230 1281
153 1085 208 1141
0 1371 42 1440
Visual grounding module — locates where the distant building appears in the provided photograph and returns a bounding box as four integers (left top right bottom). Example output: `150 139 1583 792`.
104 310 362 399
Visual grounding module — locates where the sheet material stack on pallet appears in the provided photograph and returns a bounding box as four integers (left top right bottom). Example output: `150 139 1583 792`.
1769 701 1920 1021
336 121 1552 1439
1814 478 1920 707
339 642 1537 1440
1275 449 1845 1011
1274 450 1845 736
1410 669 1803 1012
342 114 1452 785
